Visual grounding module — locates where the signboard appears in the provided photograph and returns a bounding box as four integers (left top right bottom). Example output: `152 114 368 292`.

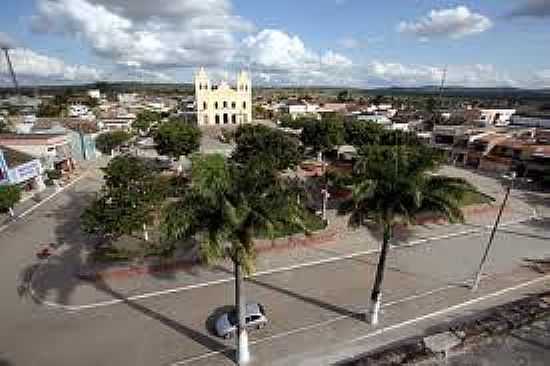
9 160 41 184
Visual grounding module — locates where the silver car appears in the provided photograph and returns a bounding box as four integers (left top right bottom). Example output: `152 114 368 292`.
215 303 268 339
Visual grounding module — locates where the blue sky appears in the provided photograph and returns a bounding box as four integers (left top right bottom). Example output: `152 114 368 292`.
1 0 550 87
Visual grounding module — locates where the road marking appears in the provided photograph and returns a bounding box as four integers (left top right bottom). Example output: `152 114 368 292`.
30 216 534 311
170 273 550 365
0 172 89 233
344 273 550 345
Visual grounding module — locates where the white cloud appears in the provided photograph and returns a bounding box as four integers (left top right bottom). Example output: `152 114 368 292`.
338 37 361 49
367 61 517 87
239 29 354 86
0 48 102 84
398 6 492 40
31 0 253 68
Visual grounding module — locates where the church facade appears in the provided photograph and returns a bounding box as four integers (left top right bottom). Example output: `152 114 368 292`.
194 68 252 126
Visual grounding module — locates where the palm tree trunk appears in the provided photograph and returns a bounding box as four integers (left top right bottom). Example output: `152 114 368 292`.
143 223 149 242
234 260 250 365
368 222 391 325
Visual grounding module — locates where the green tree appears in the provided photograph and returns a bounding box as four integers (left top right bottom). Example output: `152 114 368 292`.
0 185 21 217
339 145 476 325
37 102 62 117
133 110 160 133
81 156 165 241
162 154 304 364
300 117 345 160
232 124 301 171
154 120 201 159
344 120 385 147
95 130 132 155
337 90 351 102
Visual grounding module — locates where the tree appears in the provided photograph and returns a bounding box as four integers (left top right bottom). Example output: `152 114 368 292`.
344 120 385 147
95 130 132 155
339 145 476 325
337 90 351 102
300 117 345 160
81 156 165 241
162 154 304 364
232 124 302 171
154 120 201 159
132 110 160 134
0 185 21 217
37 102 62 117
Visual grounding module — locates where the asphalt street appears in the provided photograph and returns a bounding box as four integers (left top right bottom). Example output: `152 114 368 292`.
0 166 549 366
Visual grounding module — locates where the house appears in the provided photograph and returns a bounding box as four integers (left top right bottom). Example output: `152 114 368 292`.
31 118 101 161
0 146 45 191
195 68 252 126
475 129 550 177
479 109 516 126
282 100 319 120
68 104 91 118
0 133 74 172
87 89 101 99
98 110 135 131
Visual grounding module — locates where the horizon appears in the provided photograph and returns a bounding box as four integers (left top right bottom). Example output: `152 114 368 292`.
1 1 550 89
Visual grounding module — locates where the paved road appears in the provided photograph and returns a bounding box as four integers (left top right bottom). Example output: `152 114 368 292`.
0 167 549 366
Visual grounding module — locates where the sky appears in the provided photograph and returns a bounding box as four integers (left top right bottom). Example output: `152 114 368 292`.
0 0 550 88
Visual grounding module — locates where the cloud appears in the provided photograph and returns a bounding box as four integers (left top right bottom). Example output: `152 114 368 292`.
0 32 17 49
398 6 492 40
508 0 550 18
367 61 517 87
338 37 361 49
238 29 355 86
31 0 253 68
0 48 103 84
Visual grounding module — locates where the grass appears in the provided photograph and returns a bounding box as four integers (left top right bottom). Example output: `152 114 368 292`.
257 208 326 239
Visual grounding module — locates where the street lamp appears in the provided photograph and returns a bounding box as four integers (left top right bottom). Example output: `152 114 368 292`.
471 171 517 291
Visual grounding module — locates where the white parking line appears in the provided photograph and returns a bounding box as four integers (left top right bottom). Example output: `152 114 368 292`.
30 216 535 312
0 172 89 233
171 273 550 365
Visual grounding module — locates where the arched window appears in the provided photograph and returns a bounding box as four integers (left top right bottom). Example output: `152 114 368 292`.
245 85 248 91
242 101 247 109
231 102 236 109
215 115 220 124
223 101 228 108
231 114 236 124
215 102 219 109
203 102 207 110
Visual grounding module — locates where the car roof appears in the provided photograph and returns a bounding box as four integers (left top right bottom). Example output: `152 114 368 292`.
245 303 262 316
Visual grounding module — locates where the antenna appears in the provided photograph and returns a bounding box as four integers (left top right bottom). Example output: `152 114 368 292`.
2 47 20 98
438 66 447 110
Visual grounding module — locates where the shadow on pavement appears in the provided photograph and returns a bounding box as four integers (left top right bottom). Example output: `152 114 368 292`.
94 279 235 363
0 358 12 366
248 277 364 321
18 181 105 305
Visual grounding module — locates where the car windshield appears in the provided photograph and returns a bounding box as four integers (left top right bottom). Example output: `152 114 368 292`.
227 310 237 326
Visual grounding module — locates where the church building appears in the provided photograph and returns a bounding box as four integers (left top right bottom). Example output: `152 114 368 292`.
194 68 252 126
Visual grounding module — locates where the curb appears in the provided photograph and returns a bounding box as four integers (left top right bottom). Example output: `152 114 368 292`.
338 292 550 366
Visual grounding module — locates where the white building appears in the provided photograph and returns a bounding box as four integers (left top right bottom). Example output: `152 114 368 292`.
88 89 101 99
68 104 90 118
118 93 139 105
479 109 516 126
195 68 252 126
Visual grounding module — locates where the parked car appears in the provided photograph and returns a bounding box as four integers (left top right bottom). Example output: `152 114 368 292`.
215 303 268 339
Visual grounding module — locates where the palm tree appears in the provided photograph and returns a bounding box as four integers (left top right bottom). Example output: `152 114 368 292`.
162 154 304 364
339 145 476 325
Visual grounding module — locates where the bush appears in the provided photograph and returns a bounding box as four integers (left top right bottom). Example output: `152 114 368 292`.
0 185 21 213
46 169 62 180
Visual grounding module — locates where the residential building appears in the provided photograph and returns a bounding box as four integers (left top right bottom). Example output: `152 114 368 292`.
479 109 516 126
0 146 45 191
87 89 101 99
68 104 90 118
0 133 74 172
195 68 252 126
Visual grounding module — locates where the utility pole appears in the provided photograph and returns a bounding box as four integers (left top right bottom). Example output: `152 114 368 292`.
471 172 516 291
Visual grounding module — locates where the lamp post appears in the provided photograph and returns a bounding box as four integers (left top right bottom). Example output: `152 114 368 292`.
471 171 516 291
